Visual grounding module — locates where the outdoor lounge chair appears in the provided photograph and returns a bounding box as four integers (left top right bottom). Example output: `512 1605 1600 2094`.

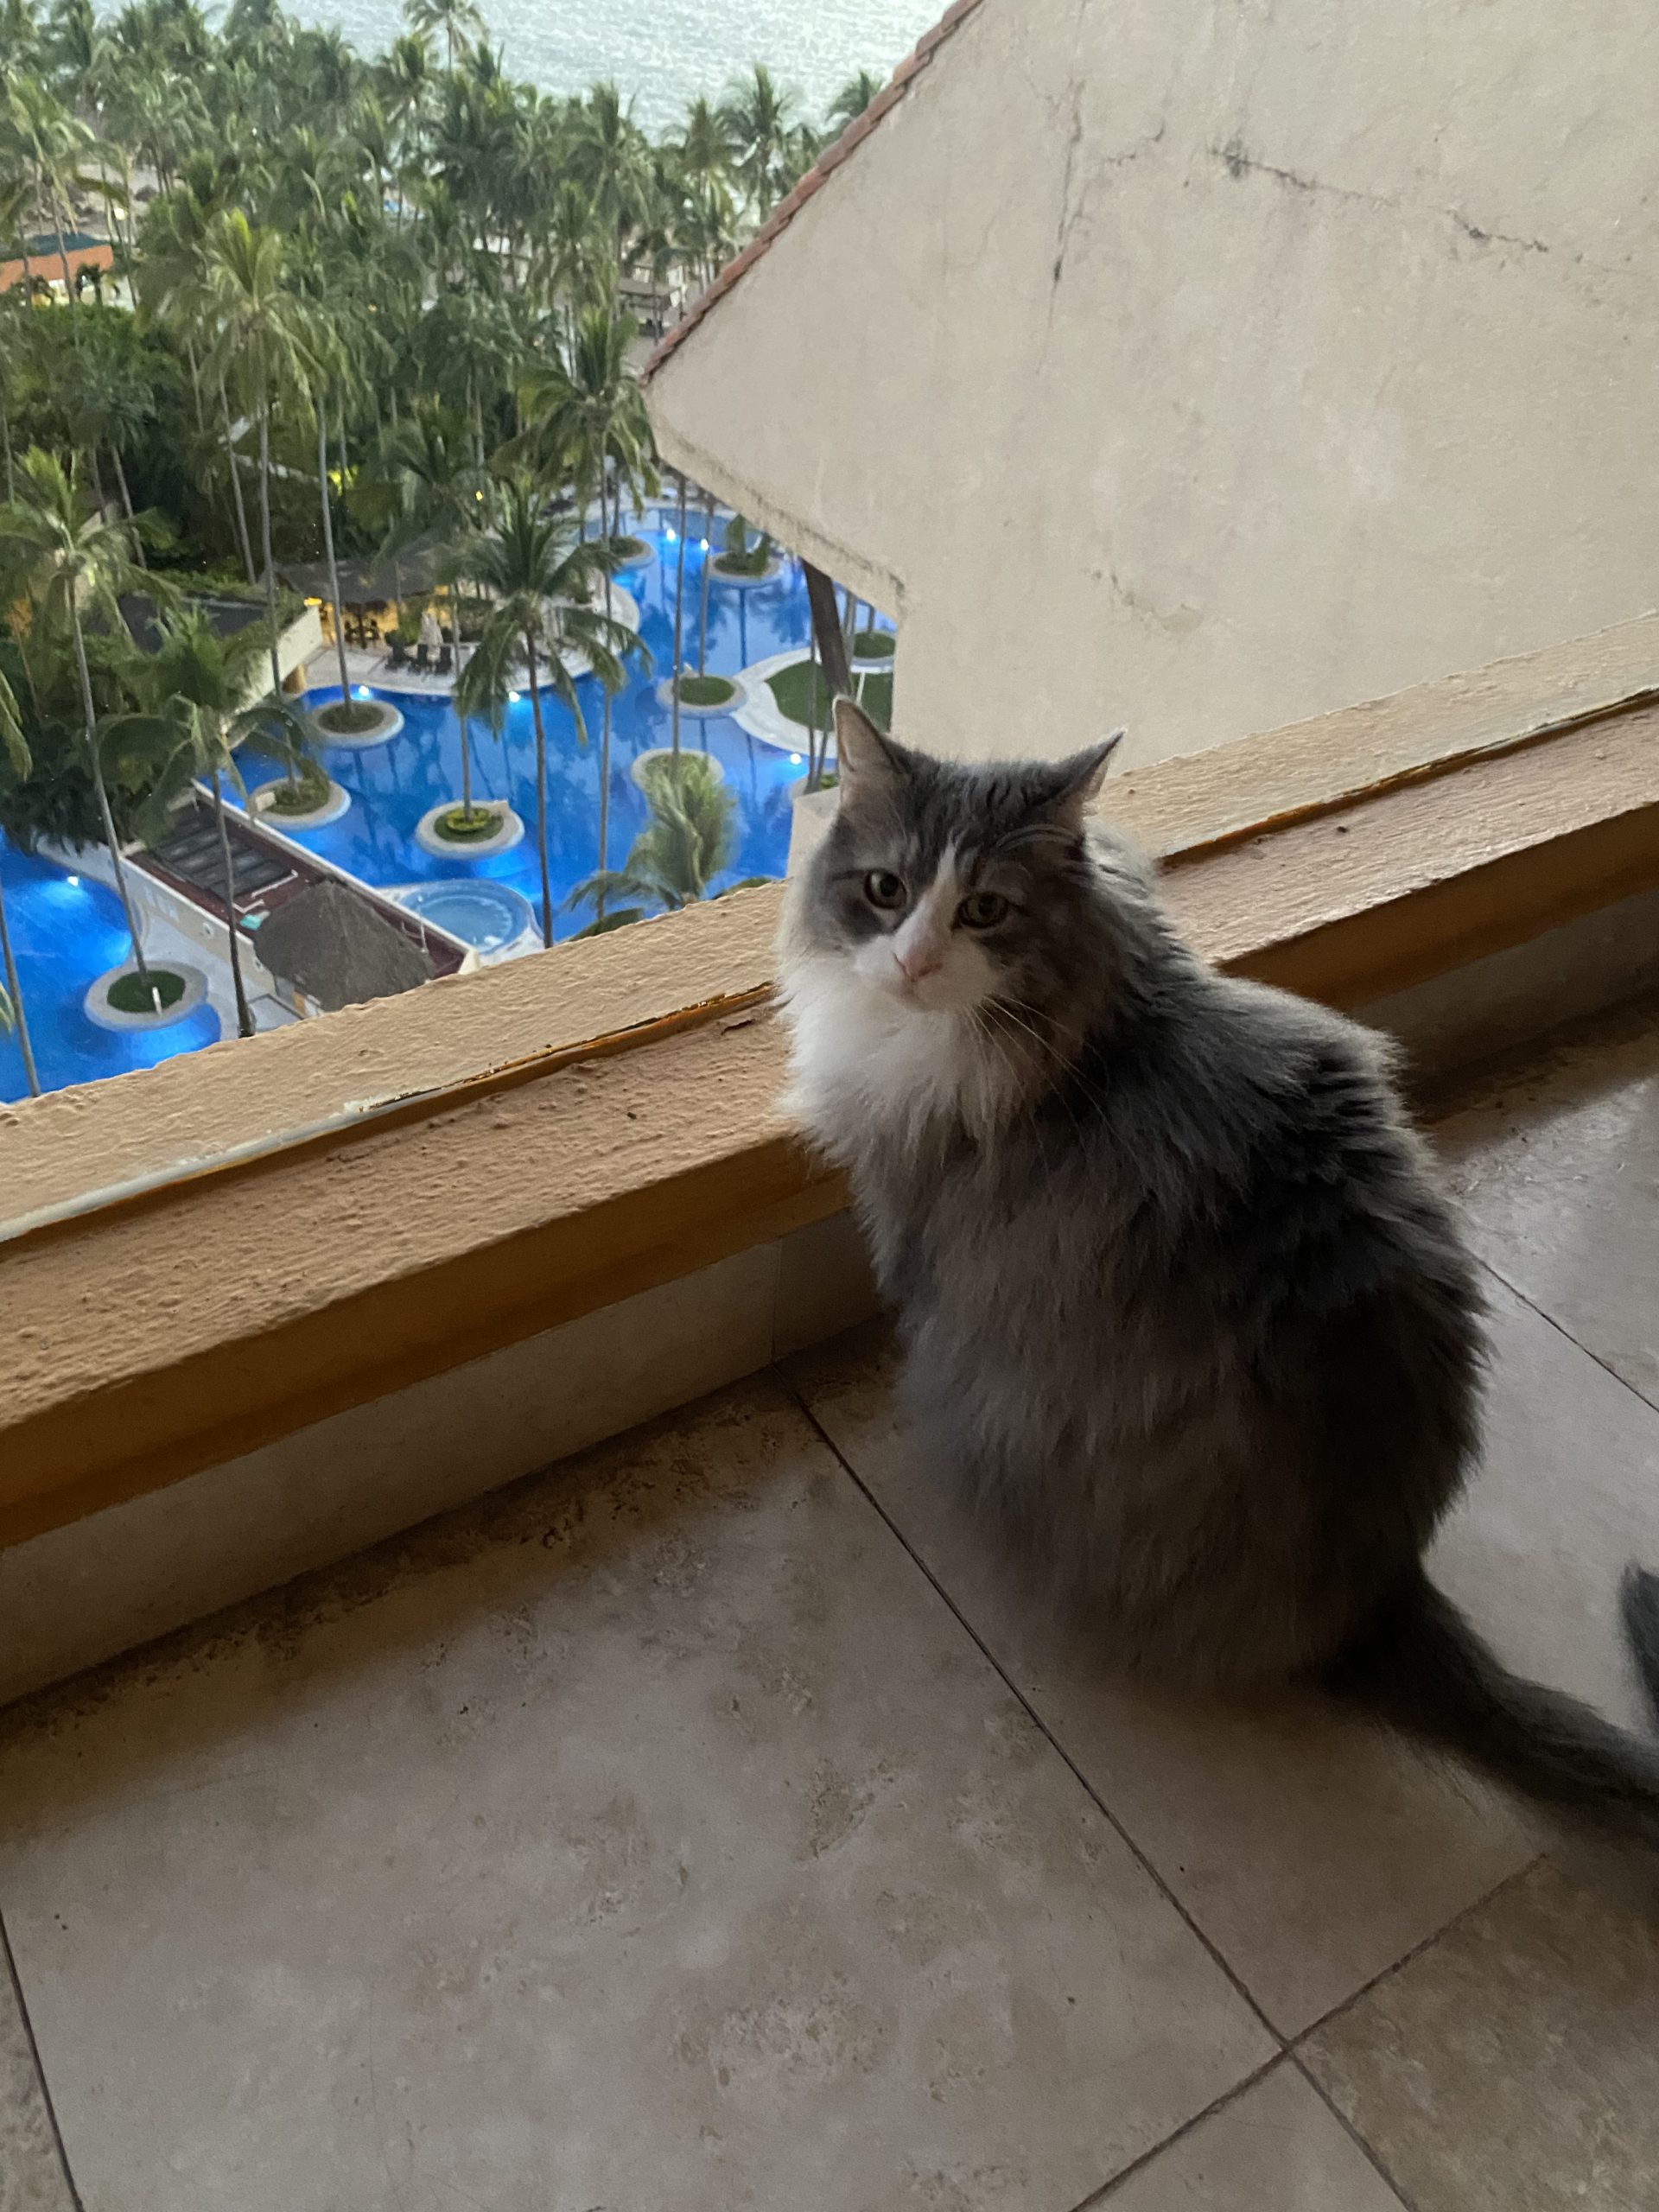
414 642 431 673
435 645 453 677
386 636 409 672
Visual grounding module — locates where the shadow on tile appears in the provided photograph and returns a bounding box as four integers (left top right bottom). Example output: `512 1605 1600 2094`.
783 1299 1659 2037
1436 1002 1659 1409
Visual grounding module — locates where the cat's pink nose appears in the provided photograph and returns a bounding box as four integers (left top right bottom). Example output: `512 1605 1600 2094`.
896 944 942 983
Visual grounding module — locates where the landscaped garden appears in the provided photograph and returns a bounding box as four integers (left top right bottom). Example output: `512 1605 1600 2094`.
1 8 900 1100
766 658 892 732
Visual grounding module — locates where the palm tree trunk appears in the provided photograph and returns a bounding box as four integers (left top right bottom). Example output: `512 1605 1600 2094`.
110 445 145 567
0 868 41 1096
316 401 351 703
1 396 14 505
459 716 474 816
257 398 283 704
87 443 107 515
696 488 715 673
524 634 552 947
48 183 78 306
219 376 256 584
184 340 205 434
211 766 254 1039
596 692 612 925
72 605 158 1009
671 471 687 755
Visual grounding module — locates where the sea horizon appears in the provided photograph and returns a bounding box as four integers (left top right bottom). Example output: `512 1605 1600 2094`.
279 0 941 132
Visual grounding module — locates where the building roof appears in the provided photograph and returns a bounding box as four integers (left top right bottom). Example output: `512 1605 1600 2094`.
642 0 988 381
0 238 115 290
251 880 438 1013
276 538 442 605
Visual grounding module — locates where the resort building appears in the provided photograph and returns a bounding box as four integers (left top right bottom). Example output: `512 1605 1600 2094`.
645 0 1659 767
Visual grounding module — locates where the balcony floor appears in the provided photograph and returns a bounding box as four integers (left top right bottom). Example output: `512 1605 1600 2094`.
4 1007 1659 2210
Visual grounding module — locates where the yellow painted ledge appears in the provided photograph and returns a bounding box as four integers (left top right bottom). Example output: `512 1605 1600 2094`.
4 613 1659 1551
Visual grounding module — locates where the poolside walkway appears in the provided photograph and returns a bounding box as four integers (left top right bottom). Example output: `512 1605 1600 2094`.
307 585 644 704
4 1001 1656 2206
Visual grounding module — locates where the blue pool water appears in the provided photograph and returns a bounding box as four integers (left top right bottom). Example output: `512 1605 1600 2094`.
396 880 538 954
3 515 864 1100
0 843 222 1104
238 512 820 941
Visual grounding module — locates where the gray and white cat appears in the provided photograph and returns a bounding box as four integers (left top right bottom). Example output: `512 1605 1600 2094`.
780 696 1659 1853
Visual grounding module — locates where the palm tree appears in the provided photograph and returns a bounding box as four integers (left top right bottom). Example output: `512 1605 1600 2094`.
719 65 797 221
405 0 480 81
0 666 41 1094
53 316 157 543
537 179 603 354
566 751 762 934
448 609 508 833
828 68 884 128
137 606 296 1038
518 302 653 539
443 475 635 947
669 467 688 754
518 305 657 915
0 447 166 1008
568 81 655 269
194 209 319 705
1 73 100 304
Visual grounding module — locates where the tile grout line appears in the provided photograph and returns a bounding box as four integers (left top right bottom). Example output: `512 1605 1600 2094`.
1474 1252 1659 1422
1288 1853 1541 2050
779 1370 1289 2051
1062 2052 1284 2208
1285 2050 1424 2212
785 1360 1544 2212
1 1905 83 2212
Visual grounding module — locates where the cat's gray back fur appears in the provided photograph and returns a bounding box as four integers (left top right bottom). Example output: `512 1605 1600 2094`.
887 846 1480 1684
781 715 1659 1853
784 760 1484 1691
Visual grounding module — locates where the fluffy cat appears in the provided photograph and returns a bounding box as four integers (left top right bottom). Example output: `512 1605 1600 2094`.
779 696 1659 1853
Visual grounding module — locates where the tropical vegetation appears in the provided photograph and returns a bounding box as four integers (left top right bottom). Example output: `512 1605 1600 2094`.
1 0 889 1072
566 749 768 934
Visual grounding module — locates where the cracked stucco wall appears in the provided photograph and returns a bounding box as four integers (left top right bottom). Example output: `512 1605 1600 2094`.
649 0 1659 767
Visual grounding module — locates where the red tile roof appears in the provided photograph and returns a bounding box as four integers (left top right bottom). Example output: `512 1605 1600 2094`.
642 0 989 380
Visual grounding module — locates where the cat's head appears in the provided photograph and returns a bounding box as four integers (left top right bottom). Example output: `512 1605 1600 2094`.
785 698 1124 1019
779 701 1132 1143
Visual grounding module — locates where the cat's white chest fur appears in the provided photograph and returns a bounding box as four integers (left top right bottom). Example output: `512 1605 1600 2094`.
780 954 1015 1159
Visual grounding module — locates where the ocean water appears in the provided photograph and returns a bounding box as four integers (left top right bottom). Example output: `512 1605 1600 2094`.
292 0 942 131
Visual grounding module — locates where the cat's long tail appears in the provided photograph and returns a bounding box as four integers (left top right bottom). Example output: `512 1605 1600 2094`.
1326 1563 1659 1850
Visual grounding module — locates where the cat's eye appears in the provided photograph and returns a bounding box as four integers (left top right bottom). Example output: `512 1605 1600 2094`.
863 869 907 911
957 891 1009 931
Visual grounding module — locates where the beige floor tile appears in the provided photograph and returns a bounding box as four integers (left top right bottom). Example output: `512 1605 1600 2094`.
1436 1010 1659 1407
1432 1277 1659 1736
1303 1859 1659 2212
0 1377 1270 2212
786 1261 1659 2035
0 1932 73 2212
1097 2063 1406 2209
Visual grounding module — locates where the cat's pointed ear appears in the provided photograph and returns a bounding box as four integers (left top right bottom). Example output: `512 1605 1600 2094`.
1039 729 1125 827
832 696 908 799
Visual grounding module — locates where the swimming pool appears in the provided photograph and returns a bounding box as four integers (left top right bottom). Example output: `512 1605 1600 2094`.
0 842 222 1105
3 518 874 1100
237 514 825 942
393 880 538 957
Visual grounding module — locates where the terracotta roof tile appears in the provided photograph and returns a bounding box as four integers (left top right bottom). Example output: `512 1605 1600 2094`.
642 0 988 380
